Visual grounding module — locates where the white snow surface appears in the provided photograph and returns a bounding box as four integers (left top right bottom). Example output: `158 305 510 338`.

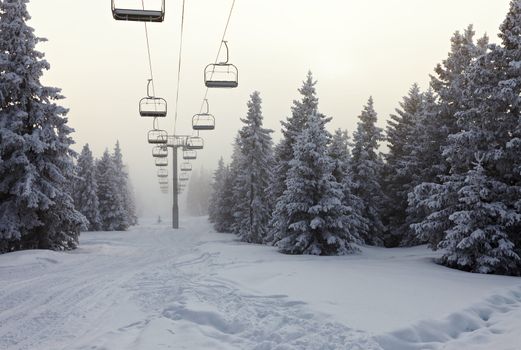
1 217 520 350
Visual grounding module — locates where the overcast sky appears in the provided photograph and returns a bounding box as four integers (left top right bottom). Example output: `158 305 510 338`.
26 0 511 218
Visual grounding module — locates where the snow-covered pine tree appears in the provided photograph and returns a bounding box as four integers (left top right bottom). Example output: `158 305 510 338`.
112 141 134 227
383 84 424 245
438 155 521 275
351 97 385 245
74 144 102 231
232 92 274 243
0 0 85 252
267 72 322 236
96 149 128 231
329 129 368 243
273 112 359 255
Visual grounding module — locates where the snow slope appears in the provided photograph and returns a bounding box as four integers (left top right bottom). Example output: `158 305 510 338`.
0 217 520 350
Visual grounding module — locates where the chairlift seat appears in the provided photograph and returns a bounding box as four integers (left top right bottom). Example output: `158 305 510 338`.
148 129 168 144
185 137 204 150
183 150 197 160
192 113 215 131
205 80 238 88
155 157 168 166
140 97 167 117
112 8 164 22
204 63 239 89
180 163 192 171
152 146 168 158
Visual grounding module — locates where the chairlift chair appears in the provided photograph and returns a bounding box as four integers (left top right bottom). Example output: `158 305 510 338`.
185 136 204 150
157 168 168 177
204 41 238 88
112 0 165 22
159 178 168 185
192 99 215 131
152 146 168 158
182 149 197 160
155 157 168 167
139 80 167 117
147 129 168 144
179 172 189 181
180 162 192 172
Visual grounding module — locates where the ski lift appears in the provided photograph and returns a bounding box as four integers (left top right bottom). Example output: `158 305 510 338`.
159 178 169 185
182 149 197 160
204 41 238 88
155 157 168 167
180 162 192 171
185 136 204 150
152 146 168 158
140 80 167 117
157 168 168 177
179 172 189 181
148 129 168 144
192 99 215 131
112 0 165 22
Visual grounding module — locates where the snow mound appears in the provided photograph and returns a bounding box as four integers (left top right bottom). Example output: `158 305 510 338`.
376 286 521 350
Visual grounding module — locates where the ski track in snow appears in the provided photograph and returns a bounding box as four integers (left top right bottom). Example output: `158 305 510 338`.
0 219 380 350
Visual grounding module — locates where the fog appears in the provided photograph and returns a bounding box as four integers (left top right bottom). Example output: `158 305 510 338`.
27 0 510 218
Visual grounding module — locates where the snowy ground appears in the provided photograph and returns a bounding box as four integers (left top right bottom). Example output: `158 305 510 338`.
1 217 520 350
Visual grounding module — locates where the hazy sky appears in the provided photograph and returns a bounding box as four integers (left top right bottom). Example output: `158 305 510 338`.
26 0 511 218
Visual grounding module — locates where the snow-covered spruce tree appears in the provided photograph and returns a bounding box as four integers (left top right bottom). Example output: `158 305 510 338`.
0 0 85 252
74 144 102 231
382 84 424 246
351 97 385 245
112 141 135 227
408 26 489 249
273 112 359 255
329 129 368 243
438 155 521 275
96 149 128 231
232 91 274 243
267 72 323 240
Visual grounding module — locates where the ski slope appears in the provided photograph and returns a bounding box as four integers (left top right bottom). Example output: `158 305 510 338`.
1 217 520 350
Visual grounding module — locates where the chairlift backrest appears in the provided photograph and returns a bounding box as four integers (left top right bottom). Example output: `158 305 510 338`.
152 146 168 158
185 137 204 150
112 0 165 22
155 157 168 166
148 129 168 144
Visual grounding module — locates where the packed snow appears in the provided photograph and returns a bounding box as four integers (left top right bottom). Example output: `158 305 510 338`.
1 217 520 350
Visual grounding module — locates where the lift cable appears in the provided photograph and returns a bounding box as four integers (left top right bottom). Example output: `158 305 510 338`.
198 0 237 114
173 0 187 135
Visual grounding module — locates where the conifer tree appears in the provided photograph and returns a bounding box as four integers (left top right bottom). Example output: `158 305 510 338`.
112 141 134 227
232 92 274 243
96 149 128 231
439 155 520 275
273 112 359 255
209 158 227 224
0 0 85 252
74 144 101 231
268 72 321 215
383 84 424 245
329 129 368 242
351 97 385 245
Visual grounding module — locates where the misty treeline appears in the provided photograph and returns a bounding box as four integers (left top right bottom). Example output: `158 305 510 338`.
209 1 521 276
0 1 136 253
73 142 138 232
184 168 212 217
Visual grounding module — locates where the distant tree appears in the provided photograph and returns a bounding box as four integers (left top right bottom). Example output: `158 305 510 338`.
96 149 128 231
74 144 102 231
232 91 274 243
112 141 135 226
351 97 385 245
0 0 85 252
273 112 360 255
